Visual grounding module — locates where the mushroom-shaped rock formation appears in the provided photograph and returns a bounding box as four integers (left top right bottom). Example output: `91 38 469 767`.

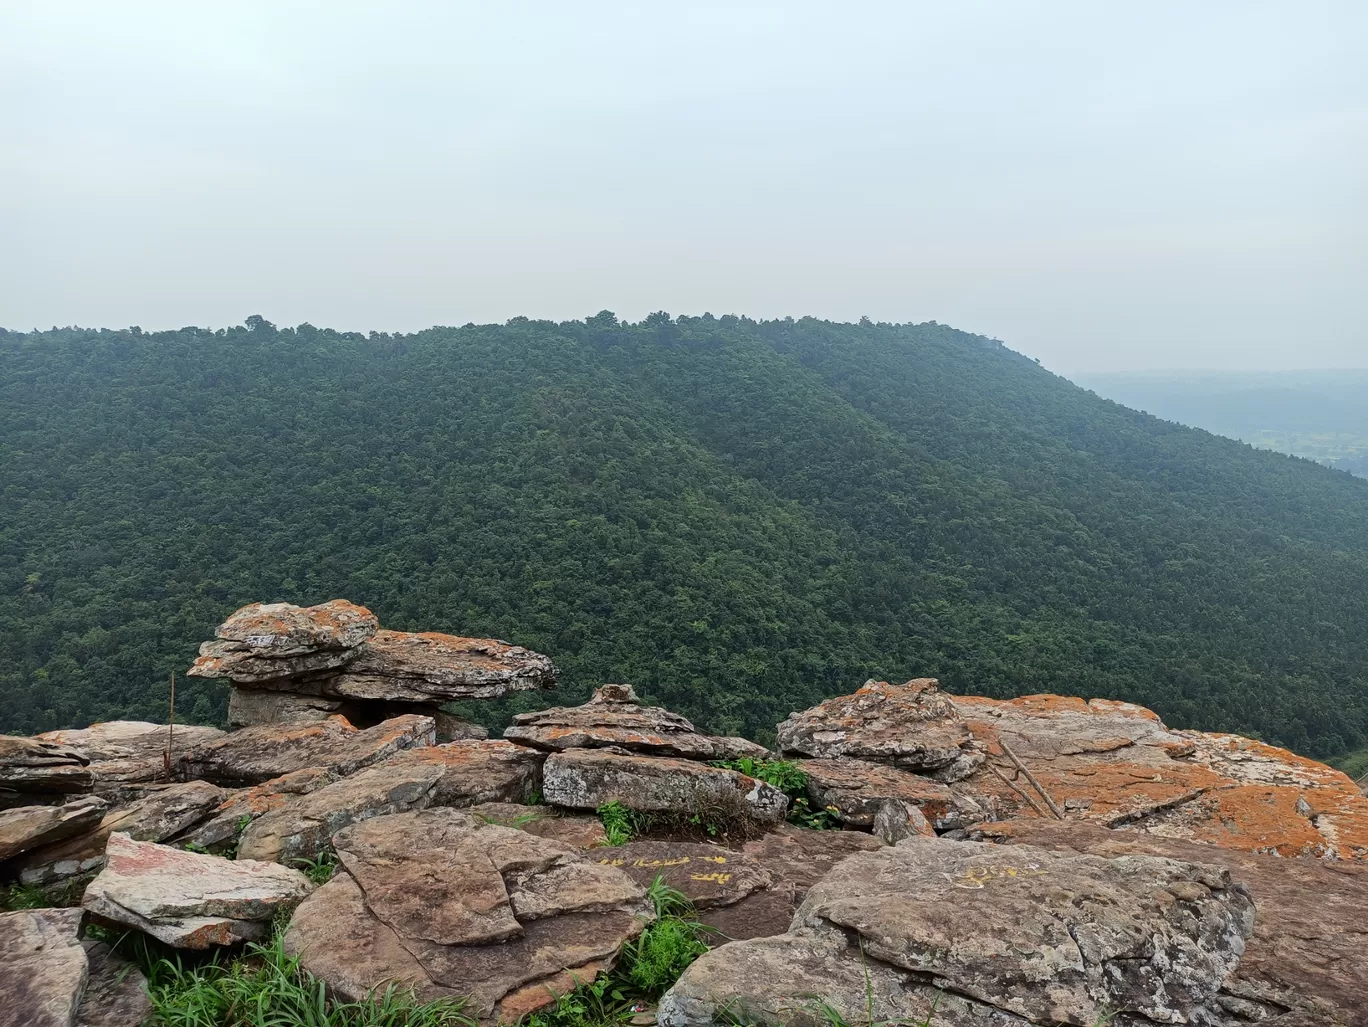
284 809 653 1022
505 683 768 761
659 836 1255 1027
82 833 313 948
189 600 558 732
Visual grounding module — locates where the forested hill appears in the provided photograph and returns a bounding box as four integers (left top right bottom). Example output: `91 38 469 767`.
3 315 1367 759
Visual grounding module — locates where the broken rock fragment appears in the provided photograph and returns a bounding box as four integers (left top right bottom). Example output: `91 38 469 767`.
82 832 313 948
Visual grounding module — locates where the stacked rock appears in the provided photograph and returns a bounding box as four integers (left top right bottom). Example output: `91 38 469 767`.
188 599 559 740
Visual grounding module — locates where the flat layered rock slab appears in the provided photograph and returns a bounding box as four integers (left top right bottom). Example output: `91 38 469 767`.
543 749 788 824
16 781 226 887
0 736 93 797
83 833 313 948
0 795 108 860
176 767 336 852
235 740 544 863
214 599 379 655
740 823 885 896
36 722 227 790
777 679 981 779
467 802 607 849
594 840 772 908
799 756 956 827
285 809 652 1021
978 818 1368 1026
0 907 89 1027
505 683 749 761
320 630 560 701
176 713 435 786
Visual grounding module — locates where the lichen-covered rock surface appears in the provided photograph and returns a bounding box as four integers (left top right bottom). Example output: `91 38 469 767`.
661 836 1255 1027
543 748 788 823
284 809 652 1022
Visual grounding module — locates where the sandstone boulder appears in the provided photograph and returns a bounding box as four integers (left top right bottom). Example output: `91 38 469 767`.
16 780 226 886
662 836 1254 1027
236 740 544 862
799 756 957 827
82 833 313 948
977 818 1368 1026
505 683 762 762
176 713 434 785
284 809 653 1021
0 907 90 1027
227 687 344 727
175 767 337 853
0 795 108 861
543 749 788 824
594 840 772 908
215 599 379 655
871 798 934 844
777 679 982 779
187 599 379 683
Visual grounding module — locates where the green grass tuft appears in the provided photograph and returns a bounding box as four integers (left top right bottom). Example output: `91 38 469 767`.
289 852 340 885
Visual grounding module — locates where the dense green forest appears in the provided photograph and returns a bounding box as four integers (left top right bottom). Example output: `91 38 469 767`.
3 315 1367 759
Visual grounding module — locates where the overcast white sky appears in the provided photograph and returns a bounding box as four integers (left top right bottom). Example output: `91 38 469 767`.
3 1 1364 372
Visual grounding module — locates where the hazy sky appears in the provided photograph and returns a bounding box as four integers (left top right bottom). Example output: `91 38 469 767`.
3 2 1364 372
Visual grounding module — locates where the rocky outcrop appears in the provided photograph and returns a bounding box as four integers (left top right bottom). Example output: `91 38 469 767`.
0 907 151 1027
82 833 313 948
1 722 223 801
235 740 544 862
189 600 557 734
175 714 434 785
661 836 1255 1027
175 766 337 853
0 795 108 860
14 781 226 886
950 693 1368 860
977 818 1368 1026
799 756 957 827
505 684 768 762
284 809 653 1021
777 678 984 780
543 749 788 824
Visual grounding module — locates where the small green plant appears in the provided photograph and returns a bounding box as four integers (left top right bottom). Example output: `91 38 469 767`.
597 801 637 846
521 972 635 1027
180 840 211 855
1 875 89 911
145 931 474 1026
711 757 843 830
289 852 340 885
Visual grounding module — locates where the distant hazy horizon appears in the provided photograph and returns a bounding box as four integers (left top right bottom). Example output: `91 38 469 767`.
4 2 1364 373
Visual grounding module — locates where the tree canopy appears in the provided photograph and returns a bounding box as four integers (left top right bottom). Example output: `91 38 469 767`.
2 315 1366 758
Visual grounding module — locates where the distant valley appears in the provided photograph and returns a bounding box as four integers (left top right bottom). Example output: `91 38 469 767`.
1073 370 1368 478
